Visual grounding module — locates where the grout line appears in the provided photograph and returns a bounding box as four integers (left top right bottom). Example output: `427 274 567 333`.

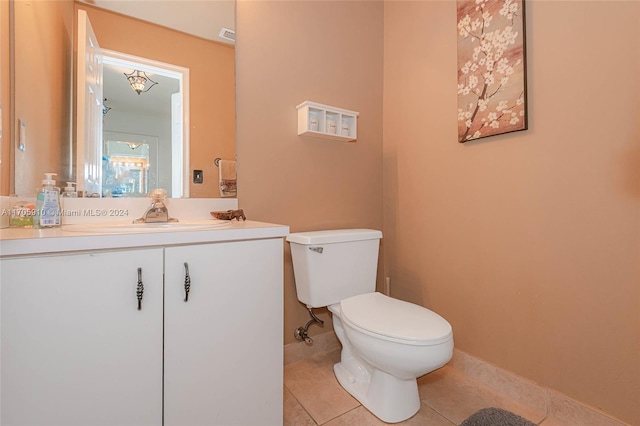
283 383 320 426
421 402 457 425
320 406 363 425
544 387 551 421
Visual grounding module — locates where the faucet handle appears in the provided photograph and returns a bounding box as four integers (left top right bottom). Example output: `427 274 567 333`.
149 189 167 201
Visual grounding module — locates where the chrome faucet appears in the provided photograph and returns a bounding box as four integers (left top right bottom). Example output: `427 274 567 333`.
135 189 177 223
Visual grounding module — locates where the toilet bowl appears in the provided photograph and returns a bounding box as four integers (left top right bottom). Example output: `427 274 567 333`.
286 229 454 423
329 292 453 423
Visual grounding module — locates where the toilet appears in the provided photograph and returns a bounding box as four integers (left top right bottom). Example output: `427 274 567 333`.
286 229 453 424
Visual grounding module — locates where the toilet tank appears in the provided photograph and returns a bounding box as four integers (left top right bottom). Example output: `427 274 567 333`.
286 229 382 308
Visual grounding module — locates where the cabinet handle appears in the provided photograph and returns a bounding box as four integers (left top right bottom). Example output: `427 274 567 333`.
137 267 144 310
183 262 191 302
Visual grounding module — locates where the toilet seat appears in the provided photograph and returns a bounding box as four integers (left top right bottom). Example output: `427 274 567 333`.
340 292 452 346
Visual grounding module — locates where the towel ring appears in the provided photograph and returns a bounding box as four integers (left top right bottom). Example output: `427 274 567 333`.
214 158 221 167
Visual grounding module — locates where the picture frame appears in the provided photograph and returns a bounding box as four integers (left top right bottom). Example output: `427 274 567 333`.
457 0 528 143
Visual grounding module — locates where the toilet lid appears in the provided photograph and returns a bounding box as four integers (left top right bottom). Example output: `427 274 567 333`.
340 292 452 345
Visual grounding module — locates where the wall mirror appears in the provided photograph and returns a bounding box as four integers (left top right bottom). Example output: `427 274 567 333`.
6 0 236 199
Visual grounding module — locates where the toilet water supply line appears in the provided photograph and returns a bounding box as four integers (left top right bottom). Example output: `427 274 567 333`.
294 307 324 344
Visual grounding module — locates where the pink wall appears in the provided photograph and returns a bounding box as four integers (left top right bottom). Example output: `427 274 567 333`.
383 1 640 423
236 0 384 344
238 0 638 423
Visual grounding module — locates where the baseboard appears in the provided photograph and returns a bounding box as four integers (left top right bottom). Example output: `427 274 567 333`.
451 350 629 426
283 331 340 365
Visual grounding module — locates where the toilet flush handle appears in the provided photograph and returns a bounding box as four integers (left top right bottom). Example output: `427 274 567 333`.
309 246 323 254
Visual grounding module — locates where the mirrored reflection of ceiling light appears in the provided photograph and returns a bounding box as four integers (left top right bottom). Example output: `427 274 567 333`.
124 70 158 95
117 140 144 150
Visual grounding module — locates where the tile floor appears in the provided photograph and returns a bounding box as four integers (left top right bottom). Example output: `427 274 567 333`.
284 349 553 425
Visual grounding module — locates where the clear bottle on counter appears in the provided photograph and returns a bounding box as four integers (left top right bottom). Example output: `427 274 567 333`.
61 182 78 198
34 173 61 228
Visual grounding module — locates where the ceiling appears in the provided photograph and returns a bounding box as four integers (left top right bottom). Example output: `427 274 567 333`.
78 0 235 44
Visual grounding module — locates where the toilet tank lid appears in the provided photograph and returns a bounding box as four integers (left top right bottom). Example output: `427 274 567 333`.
286 229 382 245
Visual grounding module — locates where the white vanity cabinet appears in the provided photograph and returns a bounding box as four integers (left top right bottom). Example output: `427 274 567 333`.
0 248 165 426
163 238 283 426
0 225 286 426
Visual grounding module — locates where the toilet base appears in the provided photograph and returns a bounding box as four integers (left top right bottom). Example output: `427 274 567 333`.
334 361 420 423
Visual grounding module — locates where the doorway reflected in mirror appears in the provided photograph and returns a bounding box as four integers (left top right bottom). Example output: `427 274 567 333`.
101 50 186 198
103 135 156 198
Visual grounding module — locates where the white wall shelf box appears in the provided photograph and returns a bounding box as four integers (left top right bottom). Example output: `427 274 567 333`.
297 101 359 142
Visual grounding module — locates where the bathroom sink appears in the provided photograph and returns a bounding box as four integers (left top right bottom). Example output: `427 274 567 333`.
62 219 232 233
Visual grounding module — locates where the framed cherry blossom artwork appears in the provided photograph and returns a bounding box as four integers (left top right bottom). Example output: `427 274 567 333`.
457 0 527 143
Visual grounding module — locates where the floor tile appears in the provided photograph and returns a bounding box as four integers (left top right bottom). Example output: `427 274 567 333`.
418 366 545 425
539 417 576 426
323 406 387 426
401 404 457 426
283 387 316 426
322 403 455 426
546 391 627 426
284 349 360 425
284 349 556 426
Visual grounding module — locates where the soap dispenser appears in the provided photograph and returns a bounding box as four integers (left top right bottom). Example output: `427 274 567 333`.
61 182 78 198
34 172 61 228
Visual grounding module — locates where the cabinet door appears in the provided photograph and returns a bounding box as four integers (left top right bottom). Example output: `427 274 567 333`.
164 239 283 426
0 248 163 426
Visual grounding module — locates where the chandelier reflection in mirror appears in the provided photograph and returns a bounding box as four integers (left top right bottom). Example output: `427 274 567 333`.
124 70 159 95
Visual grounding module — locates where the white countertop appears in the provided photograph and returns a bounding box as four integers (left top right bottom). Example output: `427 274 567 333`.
0 220 290 257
